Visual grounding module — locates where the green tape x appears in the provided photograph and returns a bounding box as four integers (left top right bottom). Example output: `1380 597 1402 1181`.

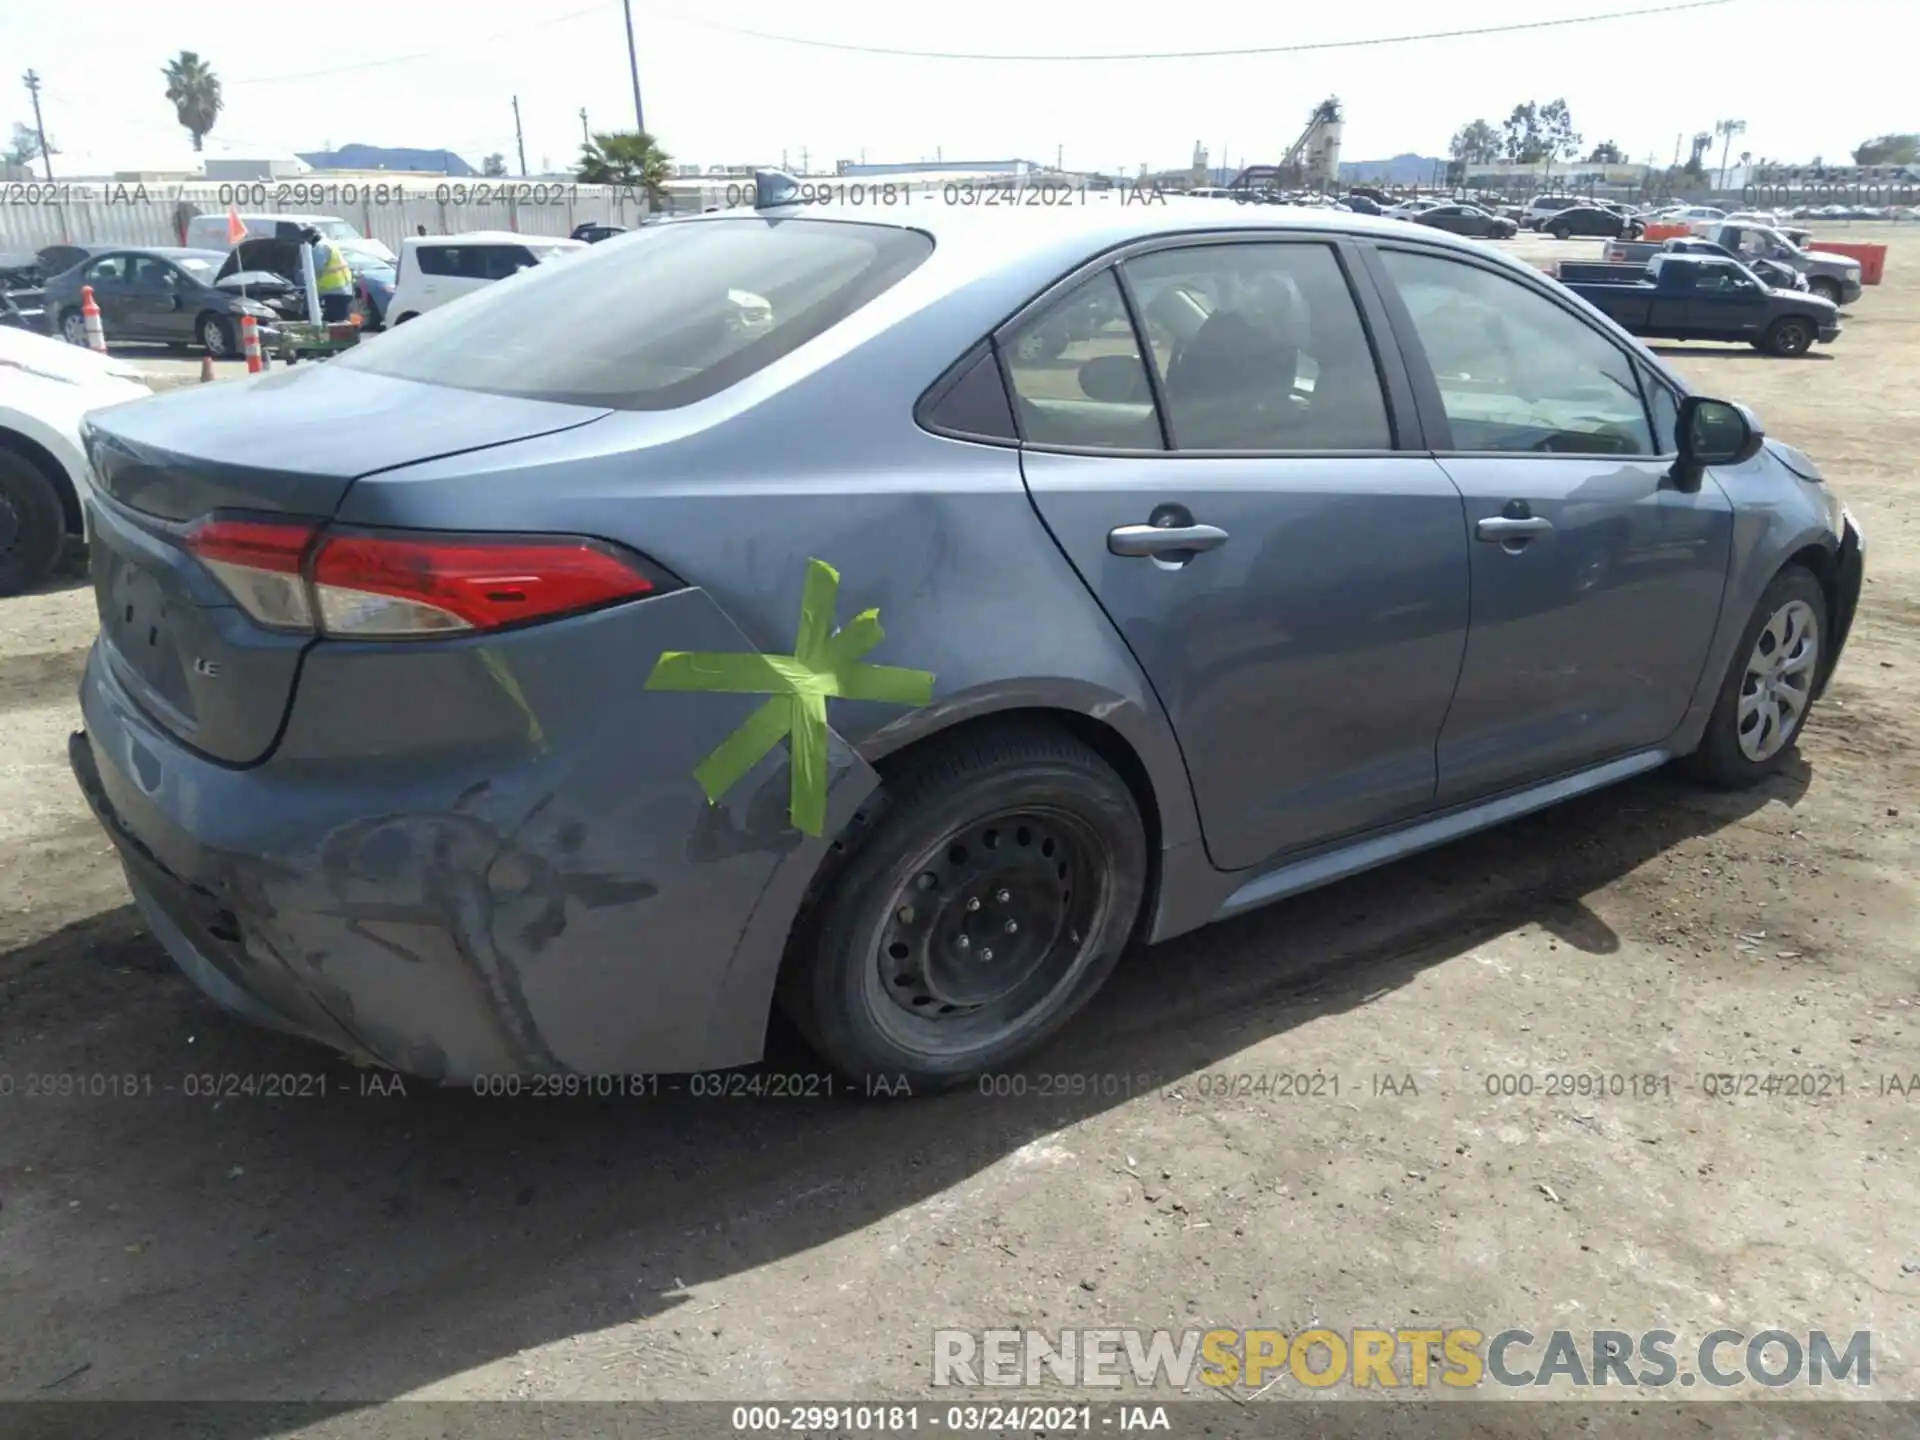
645 559 935 836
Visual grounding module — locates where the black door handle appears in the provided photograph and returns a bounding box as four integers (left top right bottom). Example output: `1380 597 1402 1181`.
1109 522 1230 557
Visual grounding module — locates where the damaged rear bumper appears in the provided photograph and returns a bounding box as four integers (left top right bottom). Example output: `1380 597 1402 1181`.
69 588 880 1082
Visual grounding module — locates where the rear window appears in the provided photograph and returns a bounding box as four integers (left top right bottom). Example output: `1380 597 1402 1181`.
338 218 933 410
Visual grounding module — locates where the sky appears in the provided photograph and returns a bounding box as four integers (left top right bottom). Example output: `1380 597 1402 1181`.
3 0 1908 179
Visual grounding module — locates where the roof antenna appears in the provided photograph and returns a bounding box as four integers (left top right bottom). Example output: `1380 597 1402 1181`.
754 169 801 209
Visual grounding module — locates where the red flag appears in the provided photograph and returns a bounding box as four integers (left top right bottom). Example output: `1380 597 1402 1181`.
225 206 248 245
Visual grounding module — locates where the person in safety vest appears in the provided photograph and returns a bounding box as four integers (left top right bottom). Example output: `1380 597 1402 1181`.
304 226 356 323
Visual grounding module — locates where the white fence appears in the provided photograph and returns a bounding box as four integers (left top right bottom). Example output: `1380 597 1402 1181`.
0 180 684 254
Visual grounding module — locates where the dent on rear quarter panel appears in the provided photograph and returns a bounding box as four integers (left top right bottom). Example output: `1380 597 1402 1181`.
262 590 880 1078
323 360 1202 1032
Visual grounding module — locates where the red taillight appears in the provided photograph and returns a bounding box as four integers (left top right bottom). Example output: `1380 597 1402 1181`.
313 533 655 637
184 516 665 639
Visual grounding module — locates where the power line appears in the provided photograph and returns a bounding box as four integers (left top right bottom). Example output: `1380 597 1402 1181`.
650 0 1737 61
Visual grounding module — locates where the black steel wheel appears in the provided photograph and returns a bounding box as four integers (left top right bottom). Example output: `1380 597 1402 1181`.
1764 317 1814 357
781 722 1148 1090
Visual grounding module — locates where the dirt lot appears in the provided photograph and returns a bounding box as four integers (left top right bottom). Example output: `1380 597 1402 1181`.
1 230 1916 1429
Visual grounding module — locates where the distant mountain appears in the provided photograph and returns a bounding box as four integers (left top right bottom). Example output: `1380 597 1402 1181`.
1339 153 1446 185
298 144 478 176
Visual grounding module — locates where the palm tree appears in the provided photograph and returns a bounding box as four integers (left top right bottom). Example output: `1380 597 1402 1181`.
162 51 222 152
575 130 671 202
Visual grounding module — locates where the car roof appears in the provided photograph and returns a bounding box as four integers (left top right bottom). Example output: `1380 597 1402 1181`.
208 212 347 223
94 246 227 262
404 231 587 246
659 199 1551 294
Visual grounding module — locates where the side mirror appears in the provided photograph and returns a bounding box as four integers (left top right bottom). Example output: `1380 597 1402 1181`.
1077 354 1149 404
1671 395 1763 490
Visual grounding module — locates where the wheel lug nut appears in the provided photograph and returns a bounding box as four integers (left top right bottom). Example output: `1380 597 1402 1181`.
965 897 981 913
996 889 1011 903
981 948 994 962
897 905 915 924
1005 920 1019 934
955 934 970 950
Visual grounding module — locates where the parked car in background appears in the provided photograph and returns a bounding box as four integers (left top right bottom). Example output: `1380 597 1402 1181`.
570 223 629 243
34 244 106 281
42 247 284 357
386 231 588 322
183 212 397 266
0 325 149 593
1542 205 1644 241
1604 236 1807 291
1413 203 1519 239
1698 223 1863 306
1669 206 1729 229
355 257 398 327
1 253 50 333
1342 194 1384 216
68 197 1861 1090
1521 194 1586 228
1560 253 1839 355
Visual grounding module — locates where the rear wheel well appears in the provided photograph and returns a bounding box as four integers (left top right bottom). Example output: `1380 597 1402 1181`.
780 707 1168 1000
0 426 82 536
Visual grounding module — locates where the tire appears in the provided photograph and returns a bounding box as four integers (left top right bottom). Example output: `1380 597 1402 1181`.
392 311 418 326
59 309 87 347
198 313 236 358
779 722 1148 1091
1550 225 1571 241
1807 277 1841 305
0 448 68 597
1763 316 1815 357
1681 566 1828 789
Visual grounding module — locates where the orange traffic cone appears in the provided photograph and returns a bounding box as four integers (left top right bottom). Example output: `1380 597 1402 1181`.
200 353 216 383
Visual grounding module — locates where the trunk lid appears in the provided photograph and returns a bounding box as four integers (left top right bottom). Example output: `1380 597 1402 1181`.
84 365 612 764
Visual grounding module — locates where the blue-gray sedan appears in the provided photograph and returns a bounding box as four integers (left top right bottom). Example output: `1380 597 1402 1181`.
70 184 1864 1089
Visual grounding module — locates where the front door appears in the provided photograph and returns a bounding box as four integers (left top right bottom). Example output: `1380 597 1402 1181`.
123 256 192 342
1008 239 1471 871
1371 244 1733 803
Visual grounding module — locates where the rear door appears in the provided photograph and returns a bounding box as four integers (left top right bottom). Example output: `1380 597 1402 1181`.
1366 241 1732 802
80 254 135 338
1009 236 1471 871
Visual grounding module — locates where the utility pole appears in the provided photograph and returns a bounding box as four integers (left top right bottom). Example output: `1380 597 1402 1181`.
1056 142 1063 171
22 69 53 181
799 146 809 175
621 0 645 133
579 107 589 147
512 96 527 176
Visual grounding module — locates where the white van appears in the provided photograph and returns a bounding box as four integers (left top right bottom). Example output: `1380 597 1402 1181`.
387 232 587 322
183 212 396 265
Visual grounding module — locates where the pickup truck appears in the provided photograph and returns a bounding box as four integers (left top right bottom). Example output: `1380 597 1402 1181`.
1559 254 1840 356
1696 222 1863 305
1601 237 1806 291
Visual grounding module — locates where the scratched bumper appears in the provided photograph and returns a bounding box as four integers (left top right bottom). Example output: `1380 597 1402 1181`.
69 587 879 1082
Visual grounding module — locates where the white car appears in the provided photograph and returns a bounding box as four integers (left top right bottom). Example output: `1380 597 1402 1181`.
387 232 587 323
0 327 151 594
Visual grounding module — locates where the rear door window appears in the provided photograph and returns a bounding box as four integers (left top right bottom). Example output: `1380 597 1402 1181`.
416 246 460 277
339 218 932 410
1122 242 1392 451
